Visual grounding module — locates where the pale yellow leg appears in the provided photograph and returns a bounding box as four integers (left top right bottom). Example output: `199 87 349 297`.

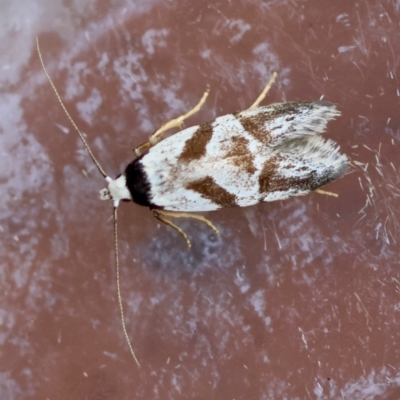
152 209 220 248
135 86 210 157
315 189 338 198
153 210 192 248
160 211 220 236
247 72 278 111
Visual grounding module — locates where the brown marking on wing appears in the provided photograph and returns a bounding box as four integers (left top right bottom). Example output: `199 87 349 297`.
186 176 237 207
235 103 308 145
227 136 256 175
258 156 319 193
236 112 273 145
258 157 279 193
178 122 213 162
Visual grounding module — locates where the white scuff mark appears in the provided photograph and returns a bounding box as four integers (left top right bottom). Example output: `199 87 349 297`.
200 49 211 59
76 87 102 126
313 380 323 397
358 177 364 191
354 292 373 325
97 52 110 73
339 367 400 399
228 19 251 45
336 13 350 26
244 208 259 237
113 50 146 102
262 222 267 251
141 29 169 55
299 327 308 349
65 61 89 101
235 265 250 294
338 45 356 53
271 221 282 250
251 42 282 88
249 290 271 328
54 122 70 134
355 11 368 58
375 222 382 239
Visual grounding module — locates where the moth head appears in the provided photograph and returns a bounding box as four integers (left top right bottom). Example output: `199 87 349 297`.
100 175 132 207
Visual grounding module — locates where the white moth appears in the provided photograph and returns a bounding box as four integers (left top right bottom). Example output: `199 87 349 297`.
132 102 347 211
36 38 348 367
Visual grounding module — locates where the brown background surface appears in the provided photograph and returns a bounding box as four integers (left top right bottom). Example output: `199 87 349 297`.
1 0 400 399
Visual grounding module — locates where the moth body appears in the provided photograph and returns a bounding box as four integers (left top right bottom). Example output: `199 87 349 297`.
106 101 348 212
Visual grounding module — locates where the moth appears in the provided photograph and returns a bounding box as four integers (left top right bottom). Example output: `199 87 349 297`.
36 38 348 367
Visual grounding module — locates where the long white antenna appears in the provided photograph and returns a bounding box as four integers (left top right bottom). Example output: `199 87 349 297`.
36 36 107 178
37 36 140 366
113 207 141 367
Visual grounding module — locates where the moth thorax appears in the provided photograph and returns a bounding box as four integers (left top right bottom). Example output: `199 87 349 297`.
100 175 132 207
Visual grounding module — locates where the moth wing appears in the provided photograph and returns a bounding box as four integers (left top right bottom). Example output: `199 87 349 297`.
235 101 341 148
258 135 348 203
140 103 346 212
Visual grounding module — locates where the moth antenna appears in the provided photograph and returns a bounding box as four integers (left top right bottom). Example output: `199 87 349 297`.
113 207 141 367
37 37 138 365
36 36 107 178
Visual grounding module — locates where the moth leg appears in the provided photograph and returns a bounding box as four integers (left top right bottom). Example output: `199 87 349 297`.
134 86 210 157
153 210 192 248
315 189 338 197
247 72 278 111
160 211 220 237
153 210 220 247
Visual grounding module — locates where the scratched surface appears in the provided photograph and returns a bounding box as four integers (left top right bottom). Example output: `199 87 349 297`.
1 0 400 399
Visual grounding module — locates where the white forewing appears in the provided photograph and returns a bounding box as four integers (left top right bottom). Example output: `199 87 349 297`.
140 102 347 212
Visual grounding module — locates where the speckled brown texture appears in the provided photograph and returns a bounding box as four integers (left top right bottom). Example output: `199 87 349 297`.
236 112 273 145
226 135 256 175
258 155 319 193
178 122 213 162
186 176 237 207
